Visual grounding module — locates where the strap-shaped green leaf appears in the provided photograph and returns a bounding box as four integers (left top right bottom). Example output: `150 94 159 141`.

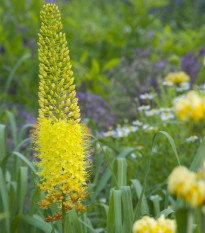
0 124 7 163
131 179 149 217
107 189 123 233
18 167 28 214
13 152 36 172
6 111 17 146
120 186 134 233
0 168 10 233
152 131 180 166
112 158 127 187
11 214 52 233
190 140 205 172
68 212 83 233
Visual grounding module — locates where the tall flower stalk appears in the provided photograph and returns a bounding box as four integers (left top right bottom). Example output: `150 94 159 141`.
32 3 91 231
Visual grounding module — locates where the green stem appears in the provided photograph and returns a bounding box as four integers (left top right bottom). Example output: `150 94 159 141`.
199 211 205 233
187 209 193 233
62 195 66 233
200 141 205 233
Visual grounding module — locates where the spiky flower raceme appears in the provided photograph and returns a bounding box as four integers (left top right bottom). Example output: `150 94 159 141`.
32 3 91 222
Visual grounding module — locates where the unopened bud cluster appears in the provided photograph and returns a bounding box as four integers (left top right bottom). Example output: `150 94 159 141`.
38 3 80 122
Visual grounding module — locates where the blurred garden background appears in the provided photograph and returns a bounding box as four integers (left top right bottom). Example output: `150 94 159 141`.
1 0 205 232
2 0 205 128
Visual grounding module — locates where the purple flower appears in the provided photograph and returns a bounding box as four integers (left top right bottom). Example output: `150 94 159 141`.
181 52 200 83
76 92 114 130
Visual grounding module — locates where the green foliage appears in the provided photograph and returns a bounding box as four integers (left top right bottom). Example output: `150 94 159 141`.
153 25 205 56
3 0 204 112
160 0 205 29
0 112 45 233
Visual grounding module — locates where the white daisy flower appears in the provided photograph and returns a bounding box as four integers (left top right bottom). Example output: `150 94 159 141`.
159 107 173 113
199 89 205 94
117 126 129 134
162 81 173 86
139 93 154 100
145 109 159 116
99 198 107 204
197 83 205 90
116 130 129 138
127 125 138 132
172 95 186 104
176 82 190 92
103 130 116 138
142 124 154 131
147 126 154 131
132 120 143 126
138 105 151 111
198 84 205 93
160 112 175 121
186 135 198 142
142 124 149 130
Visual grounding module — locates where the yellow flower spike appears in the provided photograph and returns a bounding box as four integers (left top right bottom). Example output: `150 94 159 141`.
32 3 91 223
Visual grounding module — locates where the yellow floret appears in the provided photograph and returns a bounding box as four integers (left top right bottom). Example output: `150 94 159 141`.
133 216 156 233
133 215 176 233
155 215 176 233
33 118 90 211
175 98 191 121
174 91 205 121
191 104 204 121
168 166 205 208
